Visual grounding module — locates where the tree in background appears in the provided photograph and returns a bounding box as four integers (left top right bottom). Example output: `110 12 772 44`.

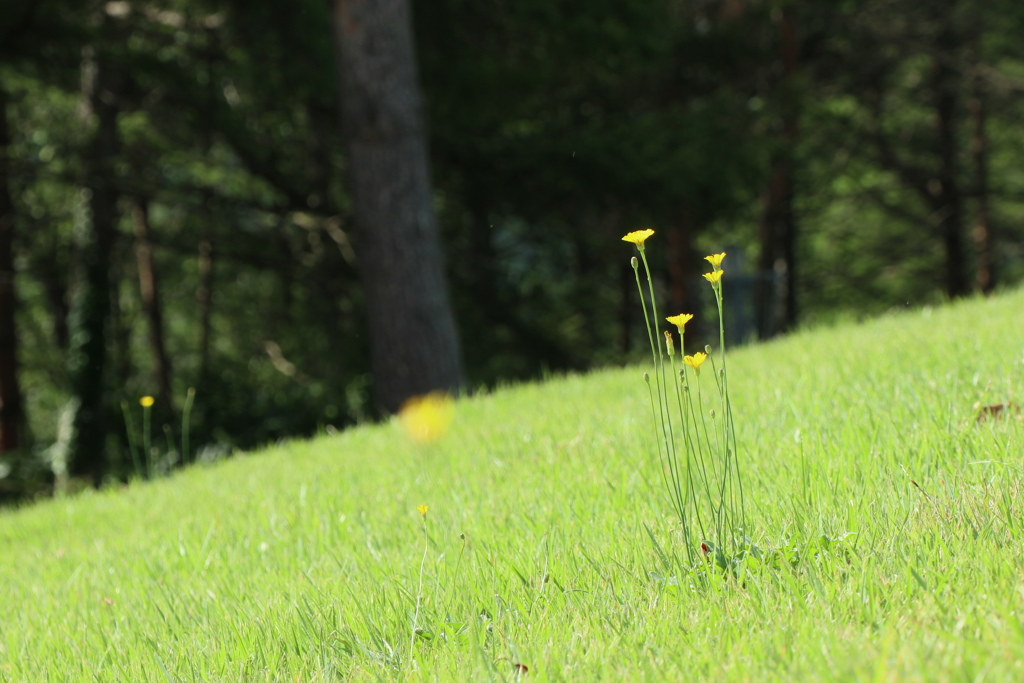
331 0 464 413
66 23 123 485
804 0 1024 307
0 0 1021 499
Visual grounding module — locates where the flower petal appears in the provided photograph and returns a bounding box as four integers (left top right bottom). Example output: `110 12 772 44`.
702 270 724 284
704 252 726 269
665 313 694 329
621 229 655 246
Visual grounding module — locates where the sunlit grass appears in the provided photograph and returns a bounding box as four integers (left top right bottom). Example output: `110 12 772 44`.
1 289 1023 681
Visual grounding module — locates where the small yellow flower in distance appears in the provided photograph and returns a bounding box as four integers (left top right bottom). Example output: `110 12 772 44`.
621 229 655 248
139 396 155 408
704 252 726 270
399 391 454 444
702 270 724 284
684 352 708 373
665 313 693 333
416 504 429 518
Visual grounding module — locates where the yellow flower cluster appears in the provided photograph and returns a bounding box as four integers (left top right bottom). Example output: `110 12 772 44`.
619 234 726 362
703 252 725 286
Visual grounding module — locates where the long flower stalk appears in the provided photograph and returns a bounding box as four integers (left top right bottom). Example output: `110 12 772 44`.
622 233 746 568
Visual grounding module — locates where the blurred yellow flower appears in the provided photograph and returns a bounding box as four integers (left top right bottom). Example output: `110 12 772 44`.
621 229 655 247
665 313 693 332
684 352 707 373
702 270 724 284
139 396 155 408
704 252 726 269
416 504 429 518
399 391 454 444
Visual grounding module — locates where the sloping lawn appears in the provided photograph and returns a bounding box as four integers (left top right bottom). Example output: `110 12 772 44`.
2 289 1023 681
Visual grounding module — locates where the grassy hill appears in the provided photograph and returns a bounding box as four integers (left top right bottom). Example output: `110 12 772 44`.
2 288 1023 681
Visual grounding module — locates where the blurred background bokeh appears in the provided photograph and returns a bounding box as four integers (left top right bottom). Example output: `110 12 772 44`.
1 0 1022 499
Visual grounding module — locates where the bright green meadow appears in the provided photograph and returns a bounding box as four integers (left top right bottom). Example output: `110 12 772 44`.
2 289 1024 681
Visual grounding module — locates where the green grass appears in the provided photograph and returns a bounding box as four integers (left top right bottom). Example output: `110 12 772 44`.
2 289 1024 682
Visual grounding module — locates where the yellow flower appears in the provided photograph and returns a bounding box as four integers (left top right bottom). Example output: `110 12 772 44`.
139 396 155 408
702 270 724 284
621 229 655 248
683 352 707 373
416 504 429 518
704 252 726 270
665 313 693 332
399 391 454 444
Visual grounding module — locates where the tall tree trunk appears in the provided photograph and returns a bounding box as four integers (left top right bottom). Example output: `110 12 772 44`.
0 88 25 454
331 0 464 413
132 199 174 408
67 48 121 486
970 70 994 294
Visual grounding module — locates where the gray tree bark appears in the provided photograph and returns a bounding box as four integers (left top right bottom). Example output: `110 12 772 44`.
331 0 464 413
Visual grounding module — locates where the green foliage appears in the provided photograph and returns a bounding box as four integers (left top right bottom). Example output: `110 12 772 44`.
3 0 367 485
1 289 1023 679
3 0 1024 495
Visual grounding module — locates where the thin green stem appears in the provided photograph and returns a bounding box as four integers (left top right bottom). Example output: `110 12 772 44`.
664 352 687 529
714 281 746 538
676 369 707 547
632 258 659 375
646 377 678 522
633 255 681 526
692 376 720 500
411 517 429 664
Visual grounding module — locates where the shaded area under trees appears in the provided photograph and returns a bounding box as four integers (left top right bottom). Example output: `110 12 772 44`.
0 0 1022 499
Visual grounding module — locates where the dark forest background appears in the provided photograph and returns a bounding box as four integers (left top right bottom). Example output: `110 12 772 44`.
1 0 1022 500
